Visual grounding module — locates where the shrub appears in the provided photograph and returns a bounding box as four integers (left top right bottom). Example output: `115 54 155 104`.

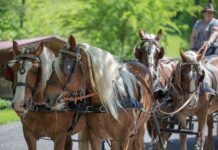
0 99 11 110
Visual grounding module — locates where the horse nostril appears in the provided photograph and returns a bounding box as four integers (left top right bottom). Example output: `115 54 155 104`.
46 98 50 104
23 103 27 109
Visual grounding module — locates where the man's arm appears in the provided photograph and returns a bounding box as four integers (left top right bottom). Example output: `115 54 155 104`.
190 30 196 50
200 26 218 50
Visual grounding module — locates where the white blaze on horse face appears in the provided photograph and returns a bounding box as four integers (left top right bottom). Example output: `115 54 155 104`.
13 60 32 104
148 45 156 77
189 66 196 93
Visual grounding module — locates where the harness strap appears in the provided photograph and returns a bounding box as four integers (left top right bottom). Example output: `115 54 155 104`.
14 54 40 63
67 112 82 135
64 93 96 102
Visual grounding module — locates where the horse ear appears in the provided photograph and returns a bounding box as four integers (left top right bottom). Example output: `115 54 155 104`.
139 29 147 40
180 48 188 62
68 35 76 51
156 29 162 41
134 47 139 59
158 47 164 59
34 42 44 56
197 47 206 61
12 41 20 56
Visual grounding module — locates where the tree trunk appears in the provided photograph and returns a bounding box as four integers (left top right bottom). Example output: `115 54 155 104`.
20 0 26 28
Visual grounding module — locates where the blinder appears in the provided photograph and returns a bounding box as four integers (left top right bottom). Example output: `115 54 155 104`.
63 58 76 76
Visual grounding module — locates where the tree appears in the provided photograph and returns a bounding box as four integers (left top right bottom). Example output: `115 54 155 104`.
60 0 201 58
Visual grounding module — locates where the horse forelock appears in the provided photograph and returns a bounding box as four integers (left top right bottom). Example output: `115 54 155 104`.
40 47 55 87
183 51 199 64
78 43 137 119
145 33 156 40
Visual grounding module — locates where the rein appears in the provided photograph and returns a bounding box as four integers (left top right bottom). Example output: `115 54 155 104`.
158 85 197 115
64 93 96 102
158 61 203 115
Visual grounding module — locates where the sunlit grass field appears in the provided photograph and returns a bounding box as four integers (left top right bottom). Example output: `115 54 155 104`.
0 99 19 125
0 110 19 125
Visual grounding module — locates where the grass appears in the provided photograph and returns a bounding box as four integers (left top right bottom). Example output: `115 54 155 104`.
0 109 19 125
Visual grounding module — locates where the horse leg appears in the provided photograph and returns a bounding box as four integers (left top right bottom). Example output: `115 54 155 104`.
155 119 171 150
177 114 187 150
133 125 145 150
111 140 121 150
196 112 207 150
88 129 102 150
64 135 72 150
54 134 67 150
110 132 130 150
207 114 214 150
160 129 170 150
78 126 90 150
23 130 37 150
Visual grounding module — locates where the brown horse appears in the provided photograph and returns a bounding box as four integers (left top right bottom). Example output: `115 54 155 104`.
44 35 154 150
134 29 176 149
4 41 85 150
169 48 218 150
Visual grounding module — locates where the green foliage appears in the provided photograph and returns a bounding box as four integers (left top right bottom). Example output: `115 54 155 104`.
0 99 11 110
60 0 200 58
0 0 209 58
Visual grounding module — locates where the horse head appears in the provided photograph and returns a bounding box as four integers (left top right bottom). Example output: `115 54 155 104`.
6 41 45 116
134 29 164 79
172 48 206 98
44 35 88 110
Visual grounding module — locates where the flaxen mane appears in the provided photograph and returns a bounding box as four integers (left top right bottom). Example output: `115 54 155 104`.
79 43 138 119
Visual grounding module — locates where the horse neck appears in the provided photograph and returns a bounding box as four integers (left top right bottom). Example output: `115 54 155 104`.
0 50 14 64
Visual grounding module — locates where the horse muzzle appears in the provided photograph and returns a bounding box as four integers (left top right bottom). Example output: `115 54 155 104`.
12 102 28 117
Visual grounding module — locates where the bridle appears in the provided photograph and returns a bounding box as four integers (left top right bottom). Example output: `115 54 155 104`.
138 39 161 65
46 45 94 106
170 62 201 103
138 39 161 79
9 53 41 103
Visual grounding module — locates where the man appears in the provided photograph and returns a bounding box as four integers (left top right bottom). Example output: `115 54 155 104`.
190 3 218 55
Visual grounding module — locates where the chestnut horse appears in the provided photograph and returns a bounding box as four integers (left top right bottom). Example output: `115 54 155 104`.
4 41 85 150
169 48 218 150
134 29 176 149
44 35 154 150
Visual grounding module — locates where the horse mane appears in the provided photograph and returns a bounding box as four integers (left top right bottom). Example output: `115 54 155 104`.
40 47 55 88
78 43 138 119
21 45 55 89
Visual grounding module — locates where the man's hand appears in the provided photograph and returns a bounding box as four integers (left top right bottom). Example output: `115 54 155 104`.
200 41 211 51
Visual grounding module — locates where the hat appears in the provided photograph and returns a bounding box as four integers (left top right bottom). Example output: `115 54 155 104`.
203 3 216 13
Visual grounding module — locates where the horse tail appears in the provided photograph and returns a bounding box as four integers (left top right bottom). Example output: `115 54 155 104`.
78 126 90 150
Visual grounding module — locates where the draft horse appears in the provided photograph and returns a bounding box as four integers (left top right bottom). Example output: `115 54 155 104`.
169 48 218 150
134 29 176 149
44 35 154 150
4 41 85 150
